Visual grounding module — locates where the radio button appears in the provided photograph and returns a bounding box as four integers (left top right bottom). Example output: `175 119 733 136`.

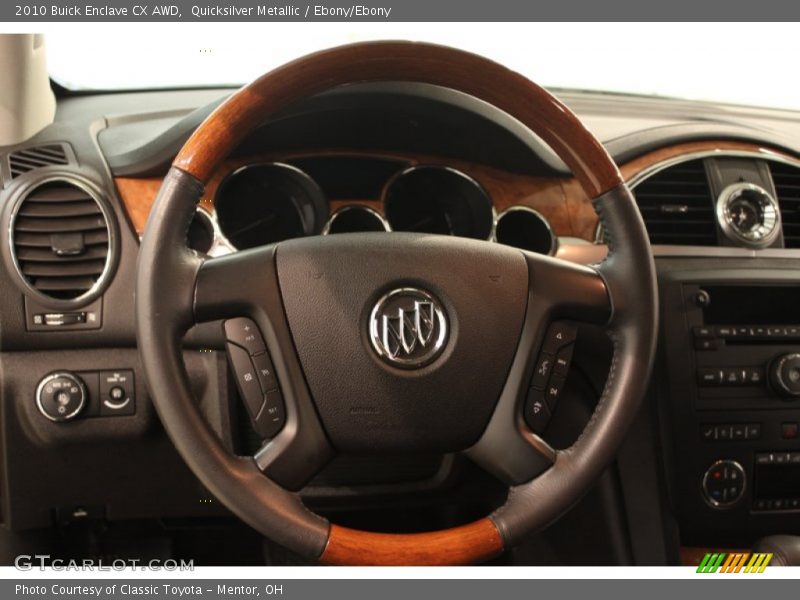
746 368 764 384
717 425 733 441
756 453 772 465
781 422 799 440
695 338 719 351
745 423 761 440
732 424 746 440
722 368 742 385
700 424 716 440
697 368 722 386
694 326 714 338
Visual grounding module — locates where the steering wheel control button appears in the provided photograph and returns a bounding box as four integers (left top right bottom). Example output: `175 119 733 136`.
36 372 87 422
524 321 578 434
531 353 554 389
226 343 265 419
252 352 278 392
368 287 448 369
541 321 577 355
553 344 574 376
702 460 746 509
545 374 566 410
524 389 552 434
255 389 286 438
223 318 266 356
224 322 285 438
99 371 135 416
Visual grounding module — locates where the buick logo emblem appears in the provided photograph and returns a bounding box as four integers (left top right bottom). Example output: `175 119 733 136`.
369 287 448 368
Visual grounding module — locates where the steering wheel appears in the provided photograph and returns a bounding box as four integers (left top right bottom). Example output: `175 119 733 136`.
135 42 657 565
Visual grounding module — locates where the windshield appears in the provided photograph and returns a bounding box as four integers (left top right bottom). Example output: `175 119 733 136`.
45 23 800 111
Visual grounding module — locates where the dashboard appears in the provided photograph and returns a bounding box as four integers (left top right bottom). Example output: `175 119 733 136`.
4 80 800 564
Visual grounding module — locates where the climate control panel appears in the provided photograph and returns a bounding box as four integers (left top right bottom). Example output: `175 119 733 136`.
702 460 746 508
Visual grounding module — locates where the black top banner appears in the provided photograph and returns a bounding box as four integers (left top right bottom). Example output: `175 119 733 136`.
5 0 800 21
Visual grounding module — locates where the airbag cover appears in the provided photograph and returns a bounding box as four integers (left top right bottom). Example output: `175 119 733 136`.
276 232 528 452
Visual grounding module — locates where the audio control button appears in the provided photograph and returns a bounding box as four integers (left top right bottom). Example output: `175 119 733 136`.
771 353 800 397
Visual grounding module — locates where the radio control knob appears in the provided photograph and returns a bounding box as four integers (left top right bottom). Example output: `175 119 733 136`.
702 460 745 509
36 372 87 422
770 353 800 398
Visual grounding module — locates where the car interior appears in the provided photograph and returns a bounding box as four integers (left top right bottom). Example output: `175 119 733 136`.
2 32 800 567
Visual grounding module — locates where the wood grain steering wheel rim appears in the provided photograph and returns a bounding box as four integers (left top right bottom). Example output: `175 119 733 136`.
136 41 657 565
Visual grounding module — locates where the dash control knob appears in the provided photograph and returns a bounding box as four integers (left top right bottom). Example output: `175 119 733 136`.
36 372 87 422
770 353 800 398
702 460 745 509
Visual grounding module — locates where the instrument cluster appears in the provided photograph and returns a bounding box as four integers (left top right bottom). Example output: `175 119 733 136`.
187 156 557 256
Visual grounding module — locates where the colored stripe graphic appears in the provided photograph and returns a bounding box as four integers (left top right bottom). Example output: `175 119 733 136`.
697 552 773 573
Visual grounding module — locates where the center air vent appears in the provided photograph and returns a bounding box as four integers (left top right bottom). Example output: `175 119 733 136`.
10 179 113 302
632 159 716 245
769 162 800 248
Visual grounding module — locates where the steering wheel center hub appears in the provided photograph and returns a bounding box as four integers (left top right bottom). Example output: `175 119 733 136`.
368 287 449 368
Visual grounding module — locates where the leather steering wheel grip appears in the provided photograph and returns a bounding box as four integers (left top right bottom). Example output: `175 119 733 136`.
173 41 621 197
135 41 658 565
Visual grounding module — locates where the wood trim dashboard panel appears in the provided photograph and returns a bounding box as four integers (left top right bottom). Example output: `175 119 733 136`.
115 140 800 242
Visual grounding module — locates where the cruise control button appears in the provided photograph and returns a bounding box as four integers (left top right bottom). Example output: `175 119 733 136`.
254 389 286 438
252 352 278 392
226 343 263 419
531 353 554 389
223 318 266 356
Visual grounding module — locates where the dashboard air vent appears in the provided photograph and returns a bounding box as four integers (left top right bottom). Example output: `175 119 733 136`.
770 162 800 248
8 144 69 179
11 180 111 301
632 159 716 245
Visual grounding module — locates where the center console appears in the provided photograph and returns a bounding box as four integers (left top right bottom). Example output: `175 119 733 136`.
659 267 800 544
